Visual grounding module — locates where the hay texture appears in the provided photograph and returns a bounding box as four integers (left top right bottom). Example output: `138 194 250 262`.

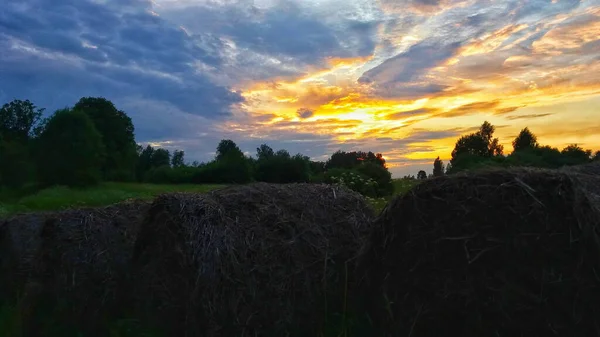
132 183 374 337
21 200 149 336
0 213 51 305
357 168 600 337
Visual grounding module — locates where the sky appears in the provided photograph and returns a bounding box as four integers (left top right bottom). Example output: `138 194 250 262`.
1 0 599 177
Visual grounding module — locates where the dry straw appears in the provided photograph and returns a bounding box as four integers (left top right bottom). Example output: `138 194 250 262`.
1 200 149 336
357 166 600 337
131 183 374 337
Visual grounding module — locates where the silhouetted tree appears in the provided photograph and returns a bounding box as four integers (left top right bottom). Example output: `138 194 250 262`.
0 99 45 142
449 121 504 173
171 150 185 167
593 151 600 161
561 144 592 165
417 170 427 180
152 148 171 168
326 150 386 169
512 127 538 152
433 157 445 177
216 139 244 161
136 145 155 181
256 144 275 161
74 97 137 180
36 109 105 187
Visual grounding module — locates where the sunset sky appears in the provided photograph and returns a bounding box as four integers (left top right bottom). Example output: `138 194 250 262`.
1 0 599 176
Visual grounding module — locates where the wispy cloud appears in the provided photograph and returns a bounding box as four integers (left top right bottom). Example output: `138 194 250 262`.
2 0 599 176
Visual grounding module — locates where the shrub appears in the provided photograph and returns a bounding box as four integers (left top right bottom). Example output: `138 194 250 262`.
193 156 252 184
325 169 378 197
255 154 310 183
356 162 394 196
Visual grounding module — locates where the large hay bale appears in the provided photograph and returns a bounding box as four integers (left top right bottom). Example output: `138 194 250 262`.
567 161 600 176
21 200 149 337
0 213 48 304
132 183 374 337
357 168 600 337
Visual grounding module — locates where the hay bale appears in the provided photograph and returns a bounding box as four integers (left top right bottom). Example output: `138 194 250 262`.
132 183 374 337
21 200 149 336
567 161 600 176
357 168 600 337
0 213 48 304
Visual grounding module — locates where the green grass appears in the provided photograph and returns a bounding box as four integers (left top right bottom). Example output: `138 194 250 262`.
0 182 225 217
0 179 419 217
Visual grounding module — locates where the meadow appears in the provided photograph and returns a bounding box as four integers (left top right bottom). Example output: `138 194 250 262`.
0 179 418 218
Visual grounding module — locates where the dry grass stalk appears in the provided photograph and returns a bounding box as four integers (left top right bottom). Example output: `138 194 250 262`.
9 200 149 336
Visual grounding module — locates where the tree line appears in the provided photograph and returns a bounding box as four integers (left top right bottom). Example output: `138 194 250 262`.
414 121 600 179
0 98 393 197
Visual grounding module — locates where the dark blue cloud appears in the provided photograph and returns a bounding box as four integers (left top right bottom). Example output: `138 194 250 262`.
0 0 243 131
359 41 462 84
160 2 381 72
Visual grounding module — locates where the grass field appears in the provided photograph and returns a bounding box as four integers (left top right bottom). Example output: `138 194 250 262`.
0 182 225 217
0 179 419 217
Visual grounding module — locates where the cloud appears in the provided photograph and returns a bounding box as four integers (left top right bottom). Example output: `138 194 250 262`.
506 113 553 120
385 108 438 120
297 108 314 119
441 100 501 117
157 0 382 82
0 0 244 143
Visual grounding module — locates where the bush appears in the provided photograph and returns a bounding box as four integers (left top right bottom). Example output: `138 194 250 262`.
356 162 393 196
324 169 378 197
0 140 33 188
143 166 198 184
193 156 252 184
255 155 310 183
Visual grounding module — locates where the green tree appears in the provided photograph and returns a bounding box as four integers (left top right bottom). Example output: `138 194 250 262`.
433 157 445 177
561 144 592 165
216 139 244 161
256 144 275 161
0 99 45 142
326 150 386 170
171 150 185 167
152 148 171 167
36 109 105 187
512 127 538 152
136 145 155 181
0 99 46 188
417 170 427 180
73 97 137 180
450 121 503 172
0 140 31 188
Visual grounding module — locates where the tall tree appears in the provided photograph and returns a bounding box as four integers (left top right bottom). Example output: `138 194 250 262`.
561 144 592 165
433 157 445 177
593 151 600 162
256 144 275 161
216 139 244 161
74 97 137 180
512 127 538 152
152 148 171 167
0 99 45 142
451 121 503 165
0 99 46 188
417 170 427 180
36 109 105 187
171 150 185 167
